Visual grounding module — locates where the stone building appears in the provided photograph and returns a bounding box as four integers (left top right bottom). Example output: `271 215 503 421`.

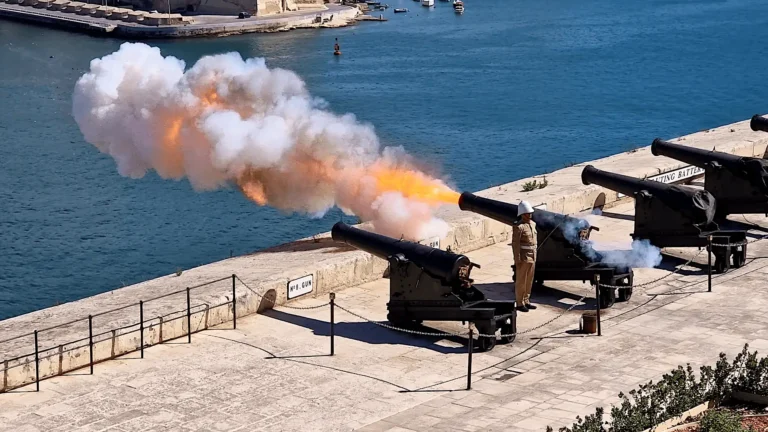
129 0 326 16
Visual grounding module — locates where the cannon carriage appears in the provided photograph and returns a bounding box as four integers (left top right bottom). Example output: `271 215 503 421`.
331 222 517 352
651 139 768 217
581 165 747 273
458 192 633 309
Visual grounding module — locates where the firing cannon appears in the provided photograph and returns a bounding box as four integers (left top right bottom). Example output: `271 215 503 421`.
651 139 768 216
331 222 517 352
751 114 768 133
458 192 633 308
581 165 747 273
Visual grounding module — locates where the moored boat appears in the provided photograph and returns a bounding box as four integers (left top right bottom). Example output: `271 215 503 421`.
421 0 434 6
453 0 463 12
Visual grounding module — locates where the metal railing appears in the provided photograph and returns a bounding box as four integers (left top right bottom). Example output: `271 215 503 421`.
2 229 762 394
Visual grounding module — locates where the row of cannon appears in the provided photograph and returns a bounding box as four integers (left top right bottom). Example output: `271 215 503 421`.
331 115 768 351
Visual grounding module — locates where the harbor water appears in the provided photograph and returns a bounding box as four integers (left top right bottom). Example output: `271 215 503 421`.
1 0 768 320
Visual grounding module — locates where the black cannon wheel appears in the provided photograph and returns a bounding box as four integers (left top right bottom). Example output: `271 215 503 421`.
617 286 633 302
714 256 727 274
731 246 746 268
500 324 515 344
474 324 497 352
477 335 496 352
599 286 616 309
616 277 633 302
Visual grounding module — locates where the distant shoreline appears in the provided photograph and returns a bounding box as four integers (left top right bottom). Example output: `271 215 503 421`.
0 2 361 38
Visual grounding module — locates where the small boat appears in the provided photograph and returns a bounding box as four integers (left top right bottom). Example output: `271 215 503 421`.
421 0 433 6
453 0 463 12
394 7 408 12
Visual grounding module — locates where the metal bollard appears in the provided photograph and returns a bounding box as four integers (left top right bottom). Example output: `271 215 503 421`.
232 274 237 330
708 235 713 292
186 288 192 343
139 301 144 359
595 275 602 337
34 330 39 392
330 293 335 356
467 327 473 390
88 315 94 374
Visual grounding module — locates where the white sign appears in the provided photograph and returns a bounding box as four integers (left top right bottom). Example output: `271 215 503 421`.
287 274 313 299
421 236 440 249
617 165 705 198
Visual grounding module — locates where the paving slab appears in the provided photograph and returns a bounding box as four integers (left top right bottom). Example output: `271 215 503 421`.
2 204 768 430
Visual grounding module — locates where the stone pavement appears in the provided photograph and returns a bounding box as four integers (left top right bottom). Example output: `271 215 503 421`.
2 202 768 431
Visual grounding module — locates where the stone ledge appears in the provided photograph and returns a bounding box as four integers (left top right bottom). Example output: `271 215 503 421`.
1 118 767 391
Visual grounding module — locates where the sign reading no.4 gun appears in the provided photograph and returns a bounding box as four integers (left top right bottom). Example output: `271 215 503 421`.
287 274 313 299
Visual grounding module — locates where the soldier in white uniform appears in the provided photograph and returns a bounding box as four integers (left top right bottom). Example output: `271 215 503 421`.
512 201 538 312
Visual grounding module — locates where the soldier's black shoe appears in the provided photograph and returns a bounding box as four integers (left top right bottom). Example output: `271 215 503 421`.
516 305 529 313
525 303 537 310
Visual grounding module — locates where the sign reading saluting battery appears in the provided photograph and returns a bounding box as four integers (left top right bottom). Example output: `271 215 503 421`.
287 274 313 299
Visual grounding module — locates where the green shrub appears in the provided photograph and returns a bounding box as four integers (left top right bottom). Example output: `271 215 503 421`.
522 177 549 192
550 344 768 432
699 410 747 432
522 180 539 192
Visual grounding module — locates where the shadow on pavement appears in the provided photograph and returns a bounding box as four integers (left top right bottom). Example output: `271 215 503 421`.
264 309 468 354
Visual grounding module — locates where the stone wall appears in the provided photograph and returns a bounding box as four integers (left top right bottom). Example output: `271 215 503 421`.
2 117 767 393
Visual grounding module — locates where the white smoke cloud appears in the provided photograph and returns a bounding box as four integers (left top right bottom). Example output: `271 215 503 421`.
72 42 454 241
555 212 662 269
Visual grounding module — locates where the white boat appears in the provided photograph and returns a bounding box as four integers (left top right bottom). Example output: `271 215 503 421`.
453 0 463 12
421 0 434 6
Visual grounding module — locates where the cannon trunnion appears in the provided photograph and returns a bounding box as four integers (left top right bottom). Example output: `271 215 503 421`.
458 192 633 309
651 138 768 216
581 165 747 273
331 222 516 352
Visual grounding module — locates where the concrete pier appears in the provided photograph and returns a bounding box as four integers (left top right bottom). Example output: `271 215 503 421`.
1 117 768 430
0 2 362 37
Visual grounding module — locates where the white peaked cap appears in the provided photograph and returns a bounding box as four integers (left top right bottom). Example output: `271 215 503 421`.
518 200 534 216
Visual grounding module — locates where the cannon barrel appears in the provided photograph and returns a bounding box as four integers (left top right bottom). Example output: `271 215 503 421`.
458 192 590 233
751 114 768 133
651 138 742 168
581 164 661 197
331 222 471 284
581 164 716 226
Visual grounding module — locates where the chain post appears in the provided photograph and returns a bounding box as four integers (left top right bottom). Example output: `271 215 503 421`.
139 301 144 359
34 330 40 392
708 235 713 292
232 274 237 329
329 293 336 356
88 315 94 374
186 287 192 343
595 274 602 337
467 326 473 390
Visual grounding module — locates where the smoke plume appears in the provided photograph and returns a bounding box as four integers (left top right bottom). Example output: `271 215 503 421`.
552 210 662 269
72 43 457 240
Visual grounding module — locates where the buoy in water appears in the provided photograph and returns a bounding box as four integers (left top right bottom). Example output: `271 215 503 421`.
333 38 341 56
334 50 342 55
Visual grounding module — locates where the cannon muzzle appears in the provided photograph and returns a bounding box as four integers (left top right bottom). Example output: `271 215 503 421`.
651 138 742 168
458 192 519 226
581 165 716 226
751 114 768 133
331 222 474 285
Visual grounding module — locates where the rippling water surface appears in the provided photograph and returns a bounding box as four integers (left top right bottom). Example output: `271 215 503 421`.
1 0 768 319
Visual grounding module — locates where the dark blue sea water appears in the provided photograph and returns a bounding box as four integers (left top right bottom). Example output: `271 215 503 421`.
1 0 768 320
